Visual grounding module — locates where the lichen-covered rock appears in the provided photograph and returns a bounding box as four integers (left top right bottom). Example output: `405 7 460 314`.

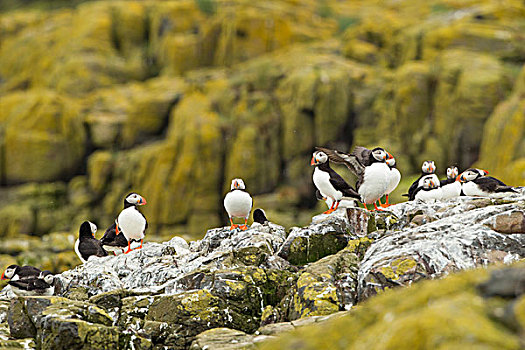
260 262 525 350
358 195 525 300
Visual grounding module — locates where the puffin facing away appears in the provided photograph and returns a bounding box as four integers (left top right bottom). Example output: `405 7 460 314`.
382 154 401 207
414 175 443 202
74 221 107 263
115 192 148 253
315 146 390 211
1 265 41 281
8 270 55 296
311 151 360 214
457 169 516 198
405 160 436 200
253 209 268 225
224 178 253 230
440 166 462 200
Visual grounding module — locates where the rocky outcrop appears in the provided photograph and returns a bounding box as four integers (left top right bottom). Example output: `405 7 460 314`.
1 190 524 349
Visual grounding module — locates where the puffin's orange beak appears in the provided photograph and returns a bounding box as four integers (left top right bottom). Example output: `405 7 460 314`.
456 174 465 182
311 156 316 166
387 152 393 160
1 272 5 280
482 170 489 176
138 197 147 205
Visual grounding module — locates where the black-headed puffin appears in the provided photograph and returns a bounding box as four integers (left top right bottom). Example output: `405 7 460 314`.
8 270 55 296
311 150 360 214
405 160 436 200
414 175 443 202
74 221 108 263
224 178 253 230
1 264 41 281
315 146 390 211
440 166 462 199
457 169 517 197
114 192 148 253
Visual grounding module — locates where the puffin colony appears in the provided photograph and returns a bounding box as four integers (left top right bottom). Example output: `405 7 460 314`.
1 145 519 296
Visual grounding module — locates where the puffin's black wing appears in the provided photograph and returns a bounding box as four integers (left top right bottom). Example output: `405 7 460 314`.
350 146 373 167
405 174 424 199
316 147 366 176
101 223 129 247
327 169 361 199
17 266 42 279
474 177 517 193
79 238 108 261
8 279 31 291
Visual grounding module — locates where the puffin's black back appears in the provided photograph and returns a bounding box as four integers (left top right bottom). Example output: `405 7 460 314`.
79 221 93 239
253 209 268 224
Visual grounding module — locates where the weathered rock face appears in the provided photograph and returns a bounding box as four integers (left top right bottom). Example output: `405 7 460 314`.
1 191 524 349
1 0 524 242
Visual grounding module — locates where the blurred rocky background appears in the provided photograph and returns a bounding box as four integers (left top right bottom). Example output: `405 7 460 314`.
0 0 524 274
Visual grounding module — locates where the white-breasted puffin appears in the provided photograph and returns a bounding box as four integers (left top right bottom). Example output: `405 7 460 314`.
440 166 462 200
8 270 55 296
457 169 517 197
404 160 436 200
1 264 41 281
382 154 401 207
253 209 268 225
311 151 361 214
414 175 443 202
74 221 108 263
114 192 148 253
224 178 253 230
315 146 390 211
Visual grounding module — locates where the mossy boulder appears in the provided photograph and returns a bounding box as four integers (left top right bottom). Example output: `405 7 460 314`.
260 263 525 350
0 90 85 184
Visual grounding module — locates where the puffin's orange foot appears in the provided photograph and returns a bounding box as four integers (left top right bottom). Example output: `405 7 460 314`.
124 248 133 254
229 224 239 230
373 203 384 211
380 203 391 208
323 209 335 214
239 224 248 230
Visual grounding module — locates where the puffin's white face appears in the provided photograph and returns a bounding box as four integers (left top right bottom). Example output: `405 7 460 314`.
89 221 97 237
310 151 328 166
422 177 438 189
475 168 489 177
39 272 54 284
231 178 246 190
1 266 17 280
126 193 146 205
422 161 436 174
371 149 387 162
447 167 459 179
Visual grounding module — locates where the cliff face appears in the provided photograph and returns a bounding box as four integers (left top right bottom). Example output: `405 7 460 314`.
0 0 524 256
1 191 524 349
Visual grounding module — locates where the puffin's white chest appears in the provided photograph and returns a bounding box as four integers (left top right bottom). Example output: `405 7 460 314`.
118 207 146 240
224 190 252 218
462 181 489 197
441 181 462 199
385 168 401 195
313 168 343 201
358 163 390 204
415 188 443 202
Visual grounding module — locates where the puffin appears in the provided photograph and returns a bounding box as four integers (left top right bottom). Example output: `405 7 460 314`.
315 146 390 211
457 169 516 197
224 178 253 230
440 166 462 200
404 160 436 200
114 192 148 253
1 264 41 281
8 270 55 296
381 154 401 207
74 221 108 263
253 209 268 225
100 224 133 255
311 151 361 214
413 175 443 202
